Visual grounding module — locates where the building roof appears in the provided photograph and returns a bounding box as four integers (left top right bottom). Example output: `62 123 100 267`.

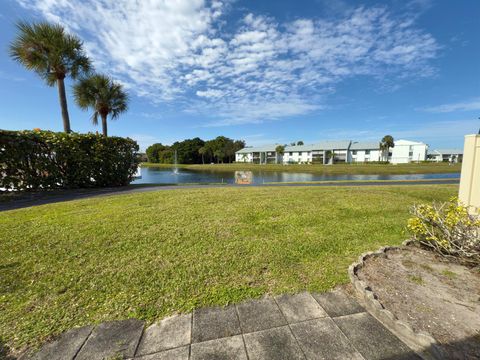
350 141 380 150
285 140 352 151
237 140 353 153
394 139 426 146
429 149 463 155
236 144 279 153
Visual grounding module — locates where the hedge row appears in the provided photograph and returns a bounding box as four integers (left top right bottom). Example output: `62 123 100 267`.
0 130 139 190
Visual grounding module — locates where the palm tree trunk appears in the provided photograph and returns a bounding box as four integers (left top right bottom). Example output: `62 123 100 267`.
57 78 71 133
101 114 108 137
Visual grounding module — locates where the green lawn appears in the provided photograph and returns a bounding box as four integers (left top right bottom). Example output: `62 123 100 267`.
0 185 457 353
141 162 461 175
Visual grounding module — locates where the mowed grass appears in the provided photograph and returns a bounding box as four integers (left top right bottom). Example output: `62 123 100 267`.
0 185 457 352
141 162 461 175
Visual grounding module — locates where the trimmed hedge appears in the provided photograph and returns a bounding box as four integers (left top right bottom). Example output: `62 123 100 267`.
0 130 139 190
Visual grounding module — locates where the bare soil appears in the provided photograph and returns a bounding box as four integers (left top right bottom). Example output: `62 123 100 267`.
358 246 480 359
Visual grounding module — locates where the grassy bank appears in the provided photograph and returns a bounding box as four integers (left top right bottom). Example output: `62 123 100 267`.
140 162 461 175
1 185 457 352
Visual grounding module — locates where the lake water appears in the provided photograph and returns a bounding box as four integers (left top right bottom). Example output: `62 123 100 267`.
132 167 460 185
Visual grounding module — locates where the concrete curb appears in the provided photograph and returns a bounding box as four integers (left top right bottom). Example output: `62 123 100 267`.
348 240 445 360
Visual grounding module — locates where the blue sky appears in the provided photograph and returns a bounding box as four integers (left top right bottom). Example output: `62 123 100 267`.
0 0 479 151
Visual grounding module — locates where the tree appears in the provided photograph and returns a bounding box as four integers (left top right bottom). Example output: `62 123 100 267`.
73 74 128 136
297 141 304 145
326 150 335 164
213 149 224 163
380 135 395 162
146 143 167 163
10 21 91 132
198 146 207 165
275 145 285 164
171 137 205 164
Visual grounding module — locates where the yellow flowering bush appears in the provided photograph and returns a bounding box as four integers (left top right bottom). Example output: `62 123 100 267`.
407 197 480 265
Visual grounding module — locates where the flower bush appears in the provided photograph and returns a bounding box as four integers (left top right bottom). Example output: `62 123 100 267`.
0 130 139 190
407 197 480 265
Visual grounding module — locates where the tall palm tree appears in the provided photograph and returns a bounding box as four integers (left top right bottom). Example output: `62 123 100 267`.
275 145 285 164
9 21 91 132
380 135 395 162
198 146 207 164
73 74 128 136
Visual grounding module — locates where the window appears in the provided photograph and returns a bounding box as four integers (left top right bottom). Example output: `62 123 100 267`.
352 150 357 155
299 152 303 156
365 150 370 155
289 152 293 156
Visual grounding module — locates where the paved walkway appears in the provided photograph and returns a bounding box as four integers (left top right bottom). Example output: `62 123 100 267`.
24 290 420 360
1 179 459 212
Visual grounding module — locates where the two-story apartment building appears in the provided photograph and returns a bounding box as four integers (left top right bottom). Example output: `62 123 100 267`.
389 140 428 164
427 149 463 163
235 139 428 164
349 142 382 162
283 141 351 164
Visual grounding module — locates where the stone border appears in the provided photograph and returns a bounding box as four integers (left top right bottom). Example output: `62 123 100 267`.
348 240 445 360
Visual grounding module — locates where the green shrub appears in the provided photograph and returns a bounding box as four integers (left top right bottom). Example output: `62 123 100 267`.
407 197 480 265
0 130 139 190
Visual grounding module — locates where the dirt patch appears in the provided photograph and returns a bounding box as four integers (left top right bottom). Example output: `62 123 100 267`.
357 246 480 359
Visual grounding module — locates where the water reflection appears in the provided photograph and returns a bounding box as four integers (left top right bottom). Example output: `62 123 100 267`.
132 167 460 185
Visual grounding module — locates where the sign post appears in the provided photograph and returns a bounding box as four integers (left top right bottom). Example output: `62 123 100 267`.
458 134 480 214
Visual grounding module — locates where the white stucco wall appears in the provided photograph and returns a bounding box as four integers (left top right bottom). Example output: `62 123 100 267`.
235 153 253 162
284 151 312 163
390 144 427 163
351 149 381 162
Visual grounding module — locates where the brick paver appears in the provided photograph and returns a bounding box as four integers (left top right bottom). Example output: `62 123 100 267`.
25 290 421 360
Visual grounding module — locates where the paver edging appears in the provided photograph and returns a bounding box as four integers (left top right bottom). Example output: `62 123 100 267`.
348 240 445 360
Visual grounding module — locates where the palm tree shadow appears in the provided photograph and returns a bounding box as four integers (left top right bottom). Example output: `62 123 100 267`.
0 262 23 296
0 338 17 360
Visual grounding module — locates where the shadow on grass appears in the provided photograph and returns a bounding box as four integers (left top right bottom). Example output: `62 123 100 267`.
0 338 17 360
0 183 228 212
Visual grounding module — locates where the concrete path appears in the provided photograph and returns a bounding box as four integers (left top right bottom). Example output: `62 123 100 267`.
1 179 459 212
23 290 421 360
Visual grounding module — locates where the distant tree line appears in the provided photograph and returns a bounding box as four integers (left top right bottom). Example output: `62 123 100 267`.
146 136 245 164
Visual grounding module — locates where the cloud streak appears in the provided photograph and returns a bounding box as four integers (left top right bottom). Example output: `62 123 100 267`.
19 0 439 125
421 98 480 113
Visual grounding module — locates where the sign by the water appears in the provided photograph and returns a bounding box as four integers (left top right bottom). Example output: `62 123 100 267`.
235 171 253 184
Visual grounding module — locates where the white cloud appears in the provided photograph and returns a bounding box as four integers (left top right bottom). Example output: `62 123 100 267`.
196 89 224 98
19 1 439 125
0 70 25 82
421 98 480 113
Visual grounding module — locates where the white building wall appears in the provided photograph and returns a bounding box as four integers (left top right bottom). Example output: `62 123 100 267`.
390 143 428 163
351 149 381 162
284 151 312 163
235 153 253 162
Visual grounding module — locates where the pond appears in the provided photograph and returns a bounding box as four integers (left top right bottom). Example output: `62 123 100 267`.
132 166 460 185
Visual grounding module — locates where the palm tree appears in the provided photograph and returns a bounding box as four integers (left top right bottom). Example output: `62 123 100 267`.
9 21 91 132
380 135 395 162
326 150 335 164
198 146 207 164
213 149 224 163
275 145 285 164
73 74 128 136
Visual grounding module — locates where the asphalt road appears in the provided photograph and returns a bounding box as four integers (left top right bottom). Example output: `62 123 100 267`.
0 178 459 212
